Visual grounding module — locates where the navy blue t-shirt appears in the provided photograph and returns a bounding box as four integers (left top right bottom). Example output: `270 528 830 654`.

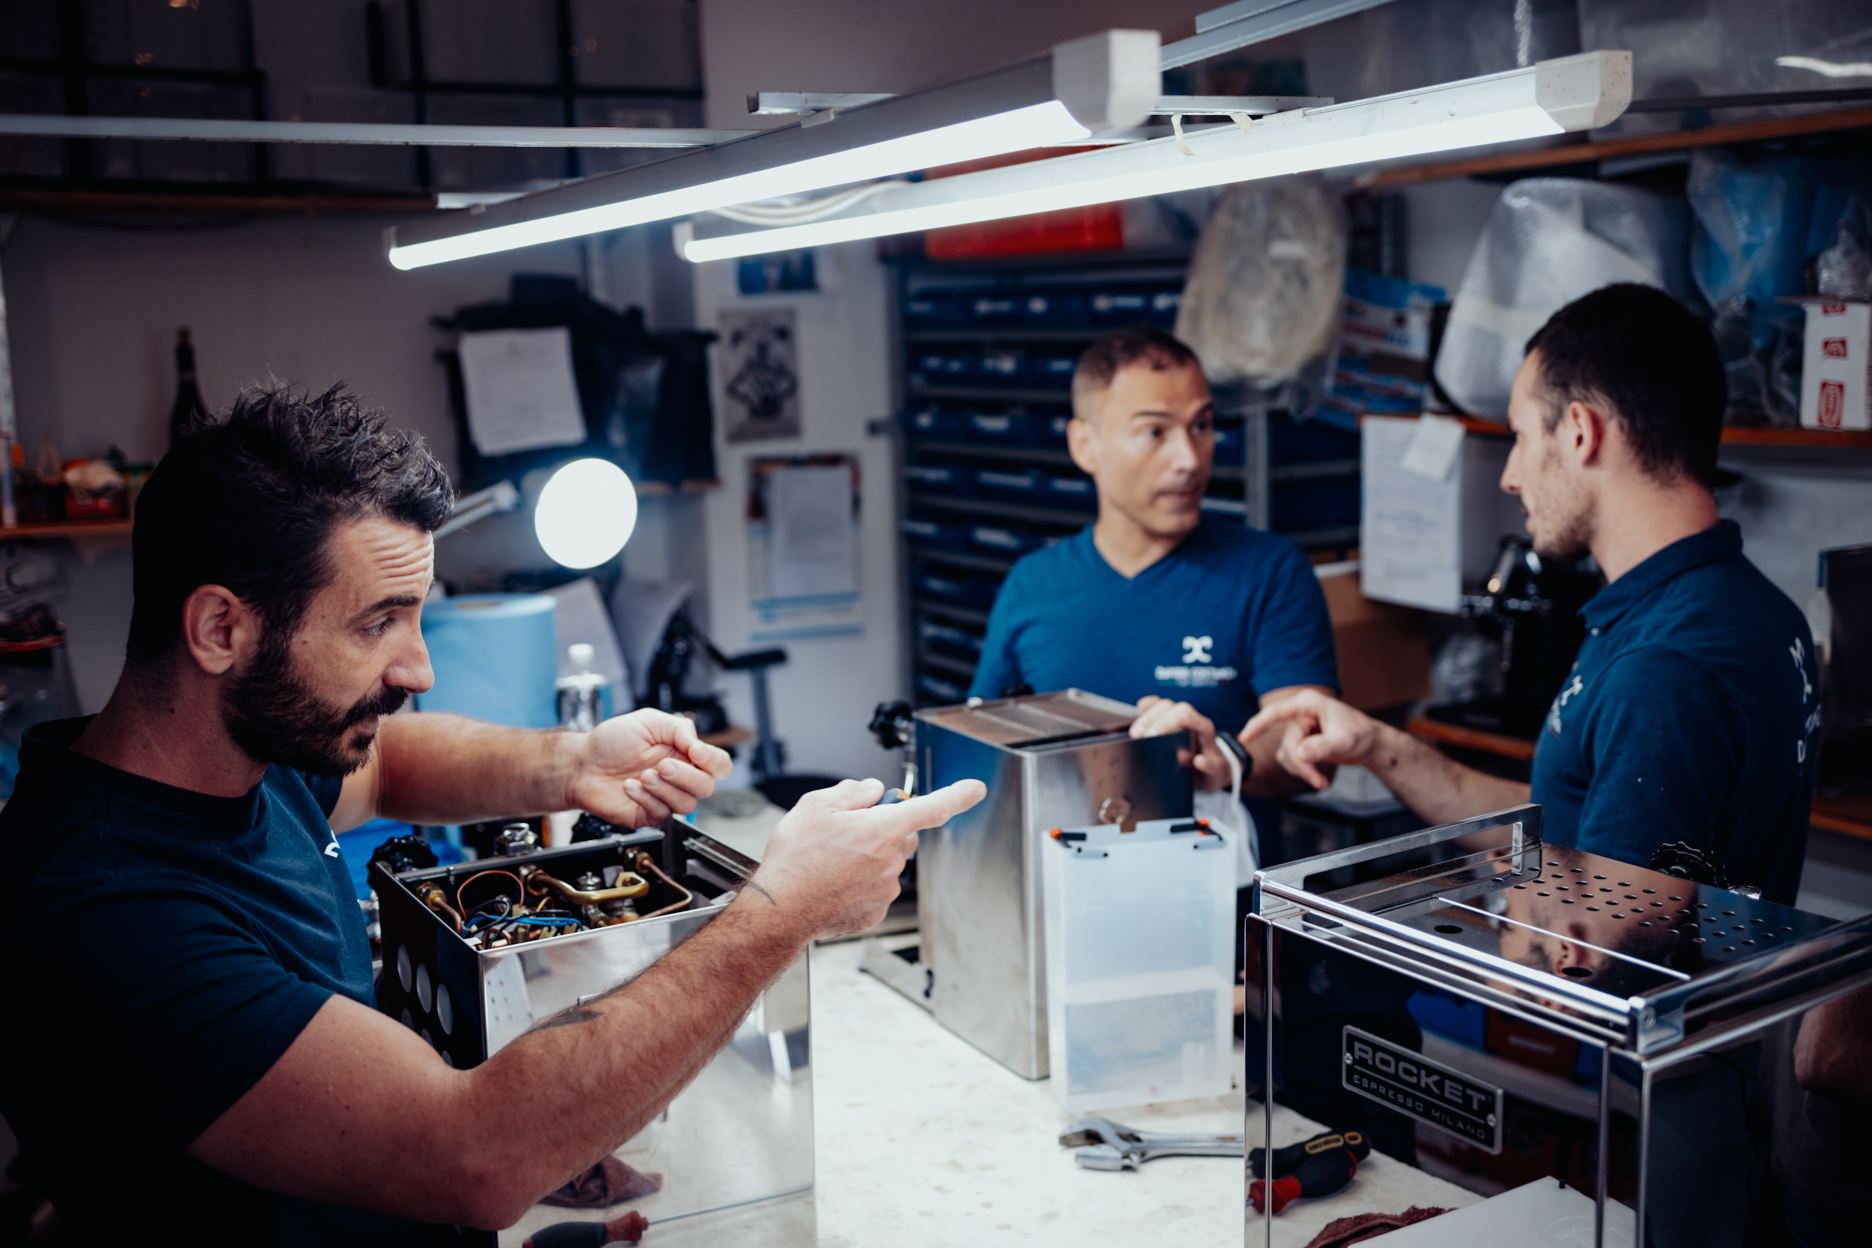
0 717 449 1245
1530 521 1820 904
970 515 1340 725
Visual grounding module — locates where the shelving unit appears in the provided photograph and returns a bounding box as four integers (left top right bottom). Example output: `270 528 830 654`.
888 248 1365 707
1392 412 1872 450
0 520 133 540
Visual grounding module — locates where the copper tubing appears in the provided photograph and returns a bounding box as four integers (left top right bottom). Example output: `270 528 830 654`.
630 850 695 920
521 865 649 906
415 881 464 932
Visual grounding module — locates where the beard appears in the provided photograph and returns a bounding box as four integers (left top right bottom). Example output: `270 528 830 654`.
222 625 409 777
1524 452 1594 564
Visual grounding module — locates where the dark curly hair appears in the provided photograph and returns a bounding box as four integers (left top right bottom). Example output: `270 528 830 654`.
1071 325 1201 415
126 381 454 667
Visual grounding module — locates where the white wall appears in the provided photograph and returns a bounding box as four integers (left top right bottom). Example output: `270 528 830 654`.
691 243 904 783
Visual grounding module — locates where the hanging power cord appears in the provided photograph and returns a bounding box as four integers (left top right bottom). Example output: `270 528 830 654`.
708 179 913 225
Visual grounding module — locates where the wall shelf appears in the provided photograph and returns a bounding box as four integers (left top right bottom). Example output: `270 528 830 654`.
0 520 133 540
1362 105 1872 190
1382 412 1872 450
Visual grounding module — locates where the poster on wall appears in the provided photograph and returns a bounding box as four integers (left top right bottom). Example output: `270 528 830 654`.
746 453 860 641
721 308 800 443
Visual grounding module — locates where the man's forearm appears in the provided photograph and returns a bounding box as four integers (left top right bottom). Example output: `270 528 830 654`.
1363 723 1530 826
459 892 808 1225
375 713 581 826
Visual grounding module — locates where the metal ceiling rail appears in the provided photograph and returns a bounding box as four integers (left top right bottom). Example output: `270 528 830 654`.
0 114 750 148
1162 0 1401 69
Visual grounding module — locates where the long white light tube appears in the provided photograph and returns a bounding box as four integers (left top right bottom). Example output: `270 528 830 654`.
386 30 1164 270
389 102 1089 269
680 52 1631 264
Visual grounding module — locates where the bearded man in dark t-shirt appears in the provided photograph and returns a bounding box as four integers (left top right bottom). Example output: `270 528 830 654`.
0 385 981 1244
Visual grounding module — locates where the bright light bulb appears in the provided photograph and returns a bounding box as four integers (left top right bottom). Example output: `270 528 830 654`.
534 458 637 569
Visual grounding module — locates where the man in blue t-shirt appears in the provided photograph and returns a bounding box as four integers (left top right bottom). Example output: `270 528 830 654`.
0 385 981 1245
970 326 1340 835
1245 285 1820 904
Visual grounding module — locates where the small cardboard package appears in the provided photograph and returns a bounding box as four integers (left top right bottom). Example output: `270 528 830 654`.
1790 298 1872 430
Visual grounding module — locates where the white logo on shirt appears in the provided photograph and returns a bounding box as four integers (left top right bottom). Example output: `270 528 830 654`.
1547 673 1585 737
325 836 341 858
1182 635 1214 664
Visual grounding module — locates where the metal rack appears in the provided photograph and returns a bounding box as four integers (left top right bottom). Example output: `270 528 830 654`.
888 246 1365 708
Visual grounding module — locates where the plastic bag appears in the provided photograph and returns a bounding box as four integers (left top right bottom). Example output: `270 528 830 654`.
1175 177 1346 386
1817 197 1872 301
1433 179 1689 418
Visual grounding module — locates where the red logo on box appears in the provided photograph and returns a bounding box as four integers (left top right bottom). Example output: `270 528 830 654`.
1823 337 1850 358
1819 380 1845 429
1823 302 1849 316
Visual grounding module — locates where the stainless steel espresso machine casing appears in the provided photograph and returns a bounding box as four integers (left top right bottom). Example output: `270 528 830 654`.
377 824 812 1247
1248 804 1872 1248
872 690 1191 1079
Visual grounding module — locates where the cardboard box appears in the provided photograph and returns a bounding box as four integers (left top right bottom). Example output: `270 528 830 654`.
1793 298 1872 430
1318 564 1431 711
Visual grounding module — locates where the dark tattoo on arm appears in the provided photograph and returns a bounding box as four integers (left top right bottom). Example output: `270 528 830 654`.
531 1005 604 1032
742 879 778 906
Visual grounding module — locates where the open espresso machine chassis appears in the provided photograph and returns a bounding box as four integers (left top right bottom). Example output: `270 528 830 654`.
377 824 812 1246
865 689 1191 1079
1248 805 1872 1247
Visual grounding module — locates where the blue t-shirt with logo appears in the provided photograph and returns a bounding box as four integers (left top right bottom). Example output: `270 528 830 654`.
1530 521 1820 904
0 717 456 1245
969 515 1340 730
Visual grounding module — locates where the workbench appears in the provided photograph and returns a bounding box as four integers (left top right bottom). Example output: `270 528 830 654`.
679 801 1482 1246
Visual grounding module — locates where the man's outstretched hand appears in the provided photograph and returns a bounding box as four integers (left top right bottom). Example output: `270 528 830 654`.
1240 688 1387 791
1130 696 1231 792
753 777 986 941
566 709 735 827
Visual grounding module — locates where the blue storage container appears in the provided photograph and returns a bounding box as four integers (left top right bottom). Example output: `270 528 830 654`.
966 293 1023 327
975 347 1027 385
1044 474 1096 510
904 461 974 495
970 524 1044 555
1215 422 1244 458
901 516 971 550
904 405 970 441
974 466 1042 497
1089 287 1154 326
1036 411 1072 449
1022 289 1092 328
1031 351 1078 389
918 670 967 703
963 411 1029 444
911 349 972 388
905 291 969 327
1147 288 1182 327
920 619 985 658
914 565 1001 609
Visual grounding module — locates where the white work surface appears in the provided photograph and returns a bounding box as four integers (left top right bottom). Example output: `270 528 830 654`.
801 938 1480 1247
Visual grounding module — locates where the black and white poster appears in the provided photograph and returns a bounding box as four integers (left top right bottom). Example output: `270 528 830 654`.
721 308 800 443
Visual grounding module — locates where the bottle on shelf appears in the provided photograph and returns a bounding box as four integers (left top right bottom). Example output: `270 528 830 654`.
169 327 206 446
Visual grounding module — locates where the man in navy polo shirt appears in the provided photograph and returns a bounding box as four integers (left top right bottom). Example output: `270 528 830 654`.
1246 284 1820 903
969 325 1341 858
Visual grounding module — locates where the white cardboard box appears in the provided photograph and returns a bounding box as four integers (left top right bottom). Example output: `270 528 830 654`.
1793 298 1872 430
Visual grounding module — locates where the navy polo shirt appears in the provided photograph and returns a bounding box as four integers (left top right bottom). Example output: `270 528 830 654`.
969 514 1340 728
1530 521 1820 903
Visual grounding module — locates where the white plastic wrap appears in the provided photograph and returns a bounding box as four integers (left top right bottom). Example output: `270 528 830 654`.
1175 177 1346 385
1579 0 1872 135
1433 179 1689 418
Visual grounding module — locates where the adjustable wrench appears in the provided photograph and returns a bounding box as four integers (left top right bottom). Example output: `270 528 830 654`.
1057 1117 1245 1171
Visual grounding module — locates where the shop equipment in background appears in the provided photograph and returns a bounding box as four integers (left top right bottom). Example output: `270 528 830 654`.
1044 814 1235 1112
1249 804 1872 1245
377 820 811 1246
861 689 1191 1078
1425 535 1601 739
1818 542 1872 794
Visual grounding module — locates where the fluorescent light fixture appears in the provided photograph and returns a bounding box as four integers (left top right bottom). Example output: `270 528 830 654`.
386 30 1161 270
679 51 1632 263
